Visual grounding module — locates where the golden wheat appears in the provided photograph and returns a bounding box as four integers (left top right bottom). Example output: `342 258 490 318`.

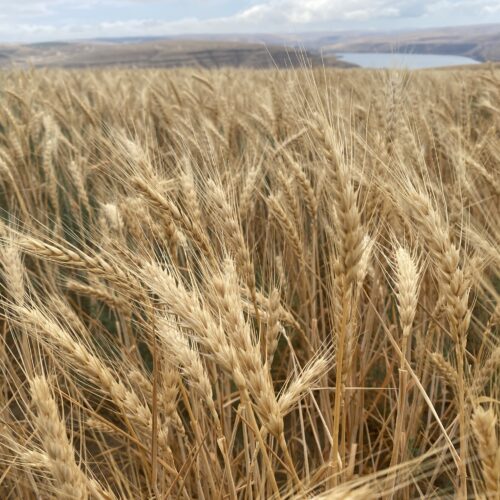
0 66 498 499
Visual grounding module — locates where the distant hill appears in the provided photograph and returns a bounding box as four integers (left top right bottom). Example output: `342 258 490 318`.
146 24 500 62
2 24 499 70
0 40 354 69
161 24 500 63
307 24 500 62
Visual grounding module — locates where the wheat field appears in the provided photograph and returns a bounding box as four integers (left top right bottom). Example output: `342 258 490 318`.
0 67 499 499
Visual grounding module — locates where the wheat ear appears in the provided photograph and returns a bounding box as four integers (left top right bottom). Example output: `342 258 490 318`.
29 376 89 500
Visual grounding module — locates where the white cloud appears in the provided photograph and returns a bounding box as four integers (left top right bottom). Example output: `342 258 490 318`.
483 4 500 13
0 0 162 15
234 0 412 25
0 0 499 42
230 0 500 26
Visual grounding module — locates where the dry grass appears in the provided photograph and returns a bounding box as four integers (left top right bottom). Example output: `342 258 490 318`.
0 66 499 498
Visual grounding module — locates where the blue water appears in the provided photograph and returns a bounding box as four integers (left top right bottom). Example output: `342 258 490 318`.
337 52 480 69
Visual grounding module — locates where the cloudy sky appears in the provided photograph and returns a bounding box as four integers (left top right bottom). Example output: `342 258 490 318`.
1 0 500 43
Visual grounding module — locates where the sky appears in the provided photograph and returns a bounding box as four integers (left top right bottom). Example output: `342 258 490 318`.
1 0 500 43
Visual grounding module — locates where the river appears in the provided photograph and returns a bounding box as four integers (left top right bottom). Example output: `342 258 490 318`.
337 52 480 69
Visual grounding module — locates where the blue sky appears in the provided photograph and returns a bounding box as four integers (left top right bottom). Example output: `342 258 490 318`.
1 1 500 43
